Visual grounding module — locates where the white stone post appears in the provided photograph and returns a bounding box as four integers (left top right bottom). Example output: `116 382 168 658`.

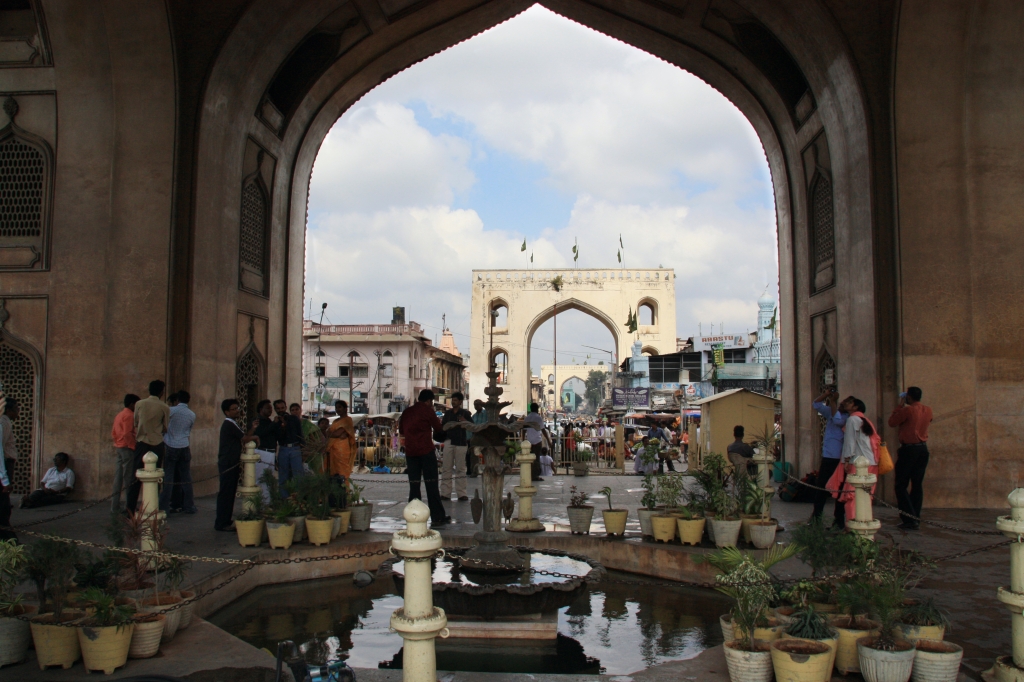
238 441 260 512
391 499 448 682
135 452 164 556
751 448 775 521
509 440 542 532
993 488 1024 680
846 456 881 540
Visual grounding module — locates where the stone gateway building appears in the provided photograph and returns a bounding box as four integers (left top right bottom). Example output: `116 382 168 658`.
0 1 1020 509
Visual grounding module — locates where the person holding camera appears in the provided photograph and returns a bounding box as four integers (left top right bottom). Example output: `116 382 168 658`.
888 386 932 530
811 387 852 529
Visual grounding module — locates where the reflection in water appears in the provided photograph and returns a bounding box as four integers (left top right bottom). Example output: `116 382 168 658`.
208 570 729 675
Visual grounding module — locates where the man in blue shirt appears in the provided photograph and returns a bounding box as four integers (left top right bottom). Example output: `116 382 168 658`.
812 388 853 528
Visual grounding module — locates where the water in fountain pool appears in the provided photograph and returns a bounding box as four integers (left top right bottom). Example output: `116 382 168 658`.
208 569 731 675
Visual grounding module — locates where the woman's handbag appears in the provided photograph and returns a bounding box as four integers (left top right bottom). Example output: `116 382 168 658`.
876 442 895 476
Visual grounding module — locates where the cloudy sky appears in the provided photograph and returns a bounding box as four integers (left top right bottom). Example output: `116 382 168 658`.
305 5 778 375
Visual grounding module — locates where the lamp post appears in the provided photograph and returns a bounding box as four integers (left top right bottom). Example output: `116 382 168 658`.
316 302 327 417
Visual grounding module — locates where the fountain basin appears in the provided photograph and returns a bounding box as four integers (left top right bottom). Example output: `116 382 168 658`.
379 548 604 620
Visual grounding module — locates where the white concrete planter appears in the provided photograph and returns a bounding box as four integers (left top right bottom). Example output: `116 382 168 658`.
858 638 916 682
287 515 306 541
0 605 36 666
138 595 182 643
895 623 945 645
349 503 373 531
567 506 594 534
721 613 734 642
911 640 962 682
724 640 774 682
750 520 778 548
177 591 195 630
710 518 743 548
637 508 656 537
128 614 165 659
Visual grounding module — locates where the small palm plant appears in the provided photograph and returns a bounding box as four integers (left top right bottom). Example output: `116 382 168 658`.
599 486 615 511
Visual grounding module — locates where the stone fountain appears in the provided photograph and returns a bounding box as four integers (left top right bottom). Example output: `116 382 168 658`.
380 366 604 638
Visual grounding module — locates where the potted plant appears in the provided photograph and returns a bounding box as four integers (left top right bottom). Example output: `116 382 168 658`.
161 556 194 632
290 473 335 545
651 475 684 542
715 544 799 682
779 607 839 681
688 452 731 544
347 482 373 532
709 487 742 548
598 486 628 536
748 425 780 548
127 611 165 659
792 520 875 613
235 491 266 547
76 587 135 674
266 498 298 549
0 539 33 666
707 544 797 648
676 505 707 546
832 577 881 674
566 486 593 534
107 511 157 599
329 476 350 539
738 476 763 543
637 474 658 538
895 598 949 644
138 542 184 644
27 538 84 670
857 559 918 682
912 640 962 682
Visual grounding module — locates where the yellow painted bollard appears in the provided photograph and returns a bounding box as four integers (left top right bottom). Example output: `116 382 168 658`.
390 499 448 682
237 441 260 512
135 452 164 557
992 488 1024 681
508 440 542 532
846 455 881 540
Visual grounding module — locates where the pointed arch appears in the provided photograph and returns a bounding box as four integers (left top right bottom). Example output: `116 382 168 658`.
238 151 271 296
236 341 266 426
0 96 54 271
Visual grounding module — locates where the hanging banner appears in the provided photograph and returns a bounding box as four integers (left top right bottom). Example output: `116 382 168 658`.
612 387 650 409
713 346 725 367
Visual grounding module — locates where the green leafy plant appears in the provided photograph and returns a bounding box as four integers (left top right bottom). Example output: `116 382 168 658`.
549 275 564 291
25 538 80 620
287 473 341 519
270 498 299 524
160 556 191 593
348 481 367 506
74 555 118 594
780 579 829 609
712 543 799 652
237 492 266 521
599 486 615 511
640 474 658 510
899 597 950 630
836 577 874 620
78 586 134 629
687 452 732 516
654 474 685 509
868 568 907 650
0 538 27 615
738 476 764 516
260 468 283 507
785 607 836 640
568 485 589 508
638 439 661 469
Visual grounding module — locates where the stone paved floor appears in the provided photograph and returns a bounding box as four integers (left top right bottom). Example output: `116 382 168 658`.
8 469 1014 680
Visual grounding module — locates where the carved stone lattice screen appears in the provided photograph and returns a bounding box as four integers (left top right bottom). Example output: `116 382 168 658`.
816 351 836 456
0 342 35 493
811 173 835 291
239 182 267 275
0 136 44 238
236 350 261 426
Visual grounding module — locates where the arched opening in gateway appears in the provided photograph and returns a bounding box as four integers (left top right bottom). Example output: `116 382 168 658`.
302 4 781 416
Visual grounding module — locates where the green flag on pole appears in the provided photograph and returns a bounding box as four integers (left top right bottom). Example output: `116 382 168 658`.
521 239 526 252
617 249 621 263
619 234 623 248
530 252 534 263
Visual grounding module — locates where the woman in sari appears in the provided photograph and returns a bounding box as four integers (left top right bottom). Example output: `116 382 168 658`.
326 400 357 482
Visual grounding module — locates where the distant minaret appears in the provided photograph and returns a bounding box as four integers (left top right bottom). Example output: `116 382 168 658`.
757 288 776 342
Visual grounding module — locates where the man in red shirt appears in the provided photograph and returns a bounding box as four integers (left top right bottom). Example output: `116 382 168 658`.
110 394 140 513
887 386 933 530
399 389 450 526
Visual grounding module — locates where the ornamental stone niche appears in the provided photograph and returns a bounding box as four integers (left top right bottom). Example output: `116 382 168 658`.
802 133 835 294
238 140 276 297
0 95 54 271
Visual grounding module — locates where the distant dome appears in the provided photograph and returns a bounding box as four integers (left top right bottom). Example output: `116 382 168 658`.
758 290 776 308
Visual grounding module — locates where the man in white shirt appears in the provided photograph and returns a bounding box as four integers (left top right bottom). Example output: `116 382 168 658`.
161 391 197 514
21 452 75 508
519 403 545 481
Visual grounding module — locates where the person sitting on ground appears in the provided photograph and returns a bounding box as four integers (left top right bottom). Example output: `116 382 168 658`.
633 436 657 476
21 453 75 508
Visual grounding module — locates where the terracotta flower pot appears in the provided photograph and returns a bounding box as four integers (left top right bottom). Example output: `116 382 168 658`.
740 513 761 543
710 518 743 548
0 604 37 666
306 517 334 546
235 518 264 547
330 509 351 538
177 590 196 630
349 503 373 531
29 610 84 669
128 613 165 659
567 506 594 534
676 517 706 545
267 521 295 549
138 594 182 642
895 622 945 645
750 520 778 549
637 508 657 538
650 513 677 542
858 637 916 682
602 509 628 536
287 515 306 541
724 640 774 682
780 632 838 681
831 616 881 674
771 638 833 682
78 622 134 674
911 639 963 682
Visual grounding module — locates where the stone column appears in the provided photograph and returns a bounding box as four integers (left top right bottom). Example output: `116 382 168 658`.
846 456 881 540
509 440 542 532
614 424 624 470
135 452 164 556
390 499 448 682
993 488 1024 680
751 448 775 520
238 441 260 512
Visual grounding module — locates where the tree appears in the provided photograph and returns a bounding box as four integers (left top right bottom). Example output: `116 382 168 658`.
584 370 608 414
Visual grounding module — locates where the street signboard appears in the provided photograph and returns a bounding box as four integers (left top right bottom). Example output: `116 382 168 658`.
612 387 650 409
